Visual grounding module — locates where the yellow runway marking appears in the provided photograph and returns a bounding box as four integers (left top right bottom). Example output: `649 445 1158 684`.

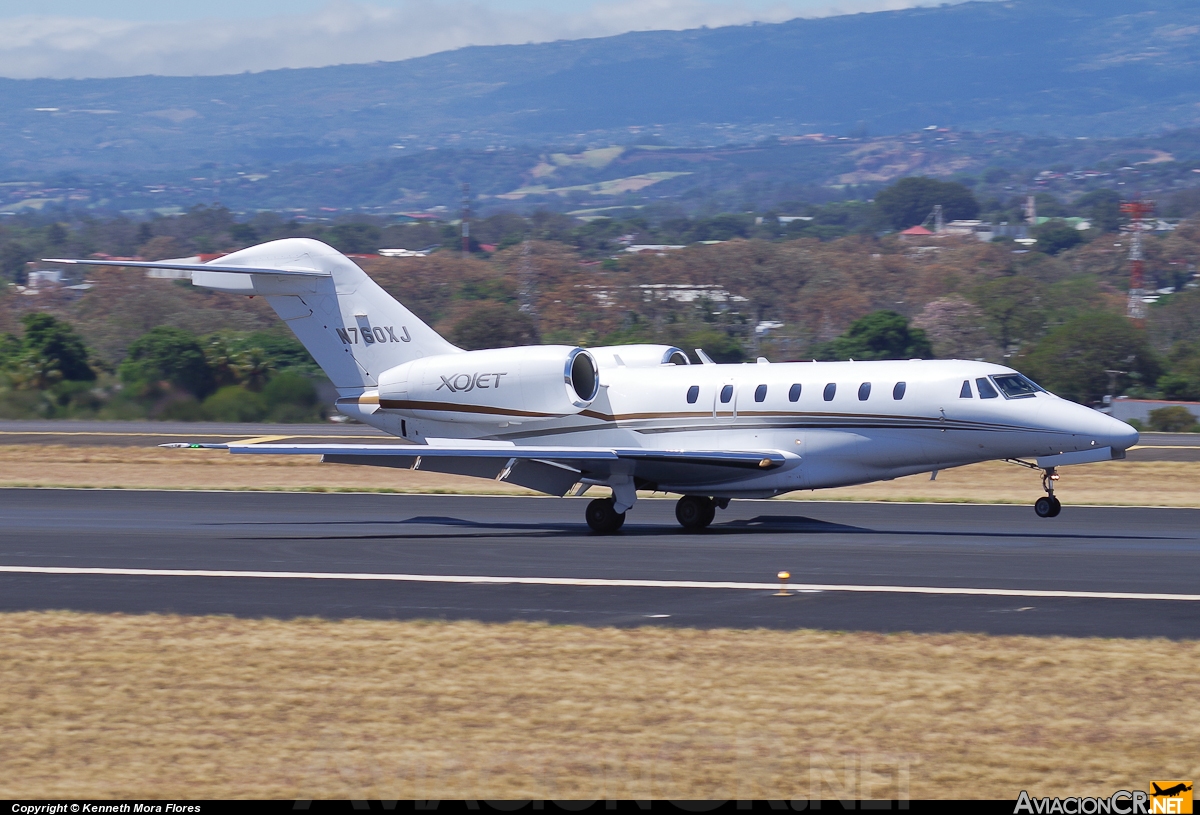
227 435 294 445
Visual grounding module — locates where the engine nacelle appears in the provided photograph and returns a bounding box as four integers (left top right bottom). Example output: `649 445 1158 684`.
376 345 598 424
589 344 689 368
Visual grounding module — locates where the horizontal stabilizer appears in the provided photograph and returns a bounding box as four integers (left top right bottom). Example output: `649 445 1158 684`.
42 258 330 277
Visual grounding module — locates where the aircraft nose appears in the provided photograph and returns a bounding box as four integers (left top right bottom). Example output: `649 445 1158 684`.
1107 415 1139 451
1053 400 1139 451
1085 407 1139 451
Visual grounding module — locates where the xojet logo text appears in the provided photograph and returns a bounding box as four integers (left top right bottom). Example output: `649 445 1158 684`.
436 372 508 393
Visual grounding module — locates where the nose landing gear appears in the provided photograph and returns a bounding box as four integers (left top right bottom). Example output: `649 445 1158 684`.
1034 467 1062 518
1004 458 1063 518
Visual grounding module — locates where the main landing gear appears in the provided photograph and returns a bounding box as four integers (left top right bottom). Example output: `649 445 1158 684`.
585 497 626 534
584 494 728 533
675 495 716 532
1034 466 1062 518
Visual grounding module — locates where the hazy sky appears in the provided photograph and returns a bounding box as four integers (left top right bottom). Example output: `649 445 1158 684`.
0 0 968 79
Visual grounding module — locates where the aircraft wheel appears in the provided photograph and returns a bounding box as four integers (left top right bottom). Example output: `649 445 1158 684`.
586 497 626 534
676 495 715 531
1034 496 1058 518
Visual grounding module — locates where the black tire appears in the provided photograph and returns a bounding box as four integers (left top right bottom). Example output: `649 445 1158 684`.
1034 496 1055 518
586 497 625 534
676 495 715 531
1048 496 1062 517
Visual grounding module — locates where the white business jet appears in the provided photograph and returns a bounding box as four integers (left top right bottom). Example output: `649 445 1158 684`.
49 238 1139 532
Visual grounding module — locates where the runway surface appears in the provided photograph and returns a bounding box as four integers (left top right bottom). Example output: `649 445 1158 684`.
1 489 1197 637
0 419 1196 459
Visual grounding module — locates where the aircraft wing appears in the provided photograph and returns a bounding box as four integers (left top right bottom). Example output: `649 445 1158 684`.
165 441 797 496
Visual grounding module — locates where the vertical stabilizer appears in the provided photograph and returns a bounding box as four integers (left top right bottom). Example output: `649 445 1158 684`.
190 238 459 391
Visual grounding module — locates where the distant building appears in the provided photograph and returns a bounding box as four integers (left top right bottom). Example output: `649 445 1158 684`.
943 220 996 242
145 253 228 279
378 248 429 258
1108 398 1200 425
900 225 933 237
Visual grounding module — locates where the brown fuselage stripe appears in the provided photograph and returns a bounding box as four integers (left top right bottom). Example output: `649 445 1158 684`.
376 399 558 418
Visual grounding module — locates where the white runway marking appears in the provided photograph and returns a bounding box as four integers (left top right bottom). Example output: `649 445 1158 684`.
1 565 1198 602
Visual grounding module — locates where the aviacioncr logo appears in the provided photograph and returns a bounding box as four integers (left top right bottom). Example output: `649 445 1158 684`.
437 372 507 393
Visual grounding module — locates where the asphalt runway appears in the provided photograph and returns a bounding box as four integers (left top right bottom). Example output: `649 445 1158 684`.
1 489 1197 638
0 419 1196 460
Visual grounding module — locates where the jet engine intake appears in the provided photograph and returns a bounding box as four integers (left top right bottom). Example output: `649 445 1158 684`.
376 345 598 423
589 344 689 368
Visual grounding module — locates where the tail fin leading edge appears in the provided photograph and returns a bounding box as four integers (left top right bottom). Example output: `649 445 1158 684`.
192 239 459 391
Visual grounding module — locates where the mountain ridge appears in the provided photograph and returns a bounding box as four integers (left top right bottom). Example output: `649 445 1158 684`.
3 0 1200 175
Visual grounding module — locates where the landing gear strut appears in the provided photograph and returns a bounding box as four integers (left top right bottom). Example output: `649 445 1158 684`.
675 495 716 531
585 497 626 534
1034 467 1062 518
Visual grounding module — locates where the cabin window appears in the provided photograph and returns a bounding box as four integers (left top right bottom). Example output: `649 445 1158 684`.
823 383 836 401
686 385 700 404
858 382 871 401
788 383 802 402
754 384 767 402
976 377 999 399
893 382 906 400
960 380 973 398
720 384 734 403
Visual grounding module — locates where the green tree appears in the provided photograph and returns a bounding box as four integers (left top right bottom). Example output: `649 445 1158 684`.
816 311 933 361
19 313 95 382
120 326 215 398
328 222 382 254
1075 189 1122 233
262 371 321 422
972 276 1045 352
1032 219 1084 255
0 241 34 283
448 301 538 350
1020 312 1162 404
874 177 979 230
231 347 274 392
202 386 267 422
1147 406 1199 433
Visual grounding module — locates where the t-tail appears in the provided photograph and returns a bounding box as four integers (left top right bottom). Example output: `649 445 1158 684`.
49 238 460 394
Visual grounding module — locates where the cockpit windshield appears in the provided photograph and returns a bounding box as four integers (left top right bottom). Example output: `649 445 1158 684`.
991 374 1044 399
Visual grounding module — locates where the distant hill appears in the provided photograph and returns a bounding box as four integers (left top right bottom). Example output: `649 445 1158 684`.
3 0 1200 174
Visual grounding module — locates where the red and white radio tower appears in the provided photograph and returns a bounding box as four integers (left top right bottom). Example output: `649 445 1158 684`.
1120 199 1154 323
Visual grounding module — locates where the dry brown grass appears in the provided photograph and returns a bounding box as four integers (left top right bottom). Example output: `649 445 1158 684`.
0 444 1197 506
0 444 536 495
2 612 1197 800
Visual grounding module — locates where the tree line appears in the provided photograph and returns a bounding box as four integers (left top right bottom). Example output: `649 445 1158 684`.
1 184 1198 428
